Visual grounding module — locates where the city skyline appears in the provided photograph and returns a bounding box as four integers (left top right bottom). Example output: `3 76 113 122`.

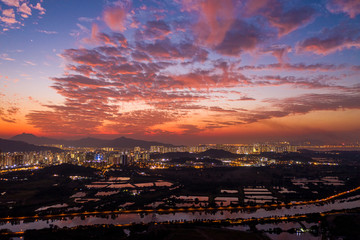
1 0 360 145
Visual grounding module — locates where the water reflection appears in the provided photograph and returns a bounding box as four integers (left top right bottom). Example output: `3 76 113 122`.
1 194 360 233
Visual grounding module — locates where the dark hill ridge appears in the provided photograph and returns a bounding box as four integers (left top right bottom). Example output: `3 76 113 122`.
10 133 174 149
0 138 62 153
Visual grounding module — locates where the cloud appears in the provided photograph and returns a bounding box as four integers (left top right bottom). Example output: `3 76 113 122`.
52 75 123 88
61 48 108 67
24 60 36 66
0 106 19 123
327 0 360 18
181 0 235 46
209 106 238 113
37 29 58 34
19 2 31 16
266 6 316 37
242 0 270 17
238 96 256 101
239 63 350 72
250 74 346 90
136 38 208 61
26 30 231 134
215 19 264 56
140 20 171 40
0 53 15 61
0 8 17 25
131 50 151 61
83 24 128 47
242 0 316 37
28 23 358 135
70 23 89 38
2 8 15 18
104 110 180 134
1 0 20 7
237 91 360 124
78 17 94 22
179 0 314 56
32 3 45 15
297 23 360 55
0 16 17 24
24 2 360 138
103 6 128 32
262 45 292 63
0 1 46 30
177 124 202 134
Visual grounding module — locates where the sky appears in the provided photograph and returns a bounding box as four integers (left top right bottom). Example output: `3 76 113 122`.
0 0 360 145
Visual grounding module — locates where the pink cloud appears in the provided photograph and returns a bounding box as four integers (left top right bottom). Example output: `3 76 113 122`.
62 48 108 67
181 0 235 46
0 53 15 61
137 38 208 61
84 24 128 48
0 15 17 25
239 63 349 72
242 0 316 37
327 0 360 18
267 6 315 37
103 6 128 32
25 16 360 137
0 1 46 29
251 74 345 90
90 23 99 42
140 20 171 40
131 51 151 61
298 37 360 55
242 0 270 16
1 0 20 7
19 3 31 16
262 45 292 63
1 8 17 25
297 24 360 55
32 2 46 15
2 8 15 18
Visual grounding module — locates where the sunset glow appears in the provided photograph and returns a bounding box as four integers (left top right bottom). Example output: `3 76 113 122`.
1 0 360 144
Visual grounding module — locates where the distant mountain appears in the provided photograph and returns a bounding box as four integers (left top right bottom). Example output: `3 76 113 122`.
10 133 174 149
10 133 62 145
0 138 62 153
66 136 174 148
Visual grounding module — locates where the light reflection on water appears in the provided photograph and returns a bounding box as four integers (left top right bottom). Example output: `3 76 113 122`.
1 195 360 233
256 222 321 240
267 232 321 240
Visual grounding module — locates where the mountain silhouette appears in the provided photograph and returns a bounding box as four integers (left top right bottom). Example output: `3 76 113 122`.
10 133 174 149
0 138 62 153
